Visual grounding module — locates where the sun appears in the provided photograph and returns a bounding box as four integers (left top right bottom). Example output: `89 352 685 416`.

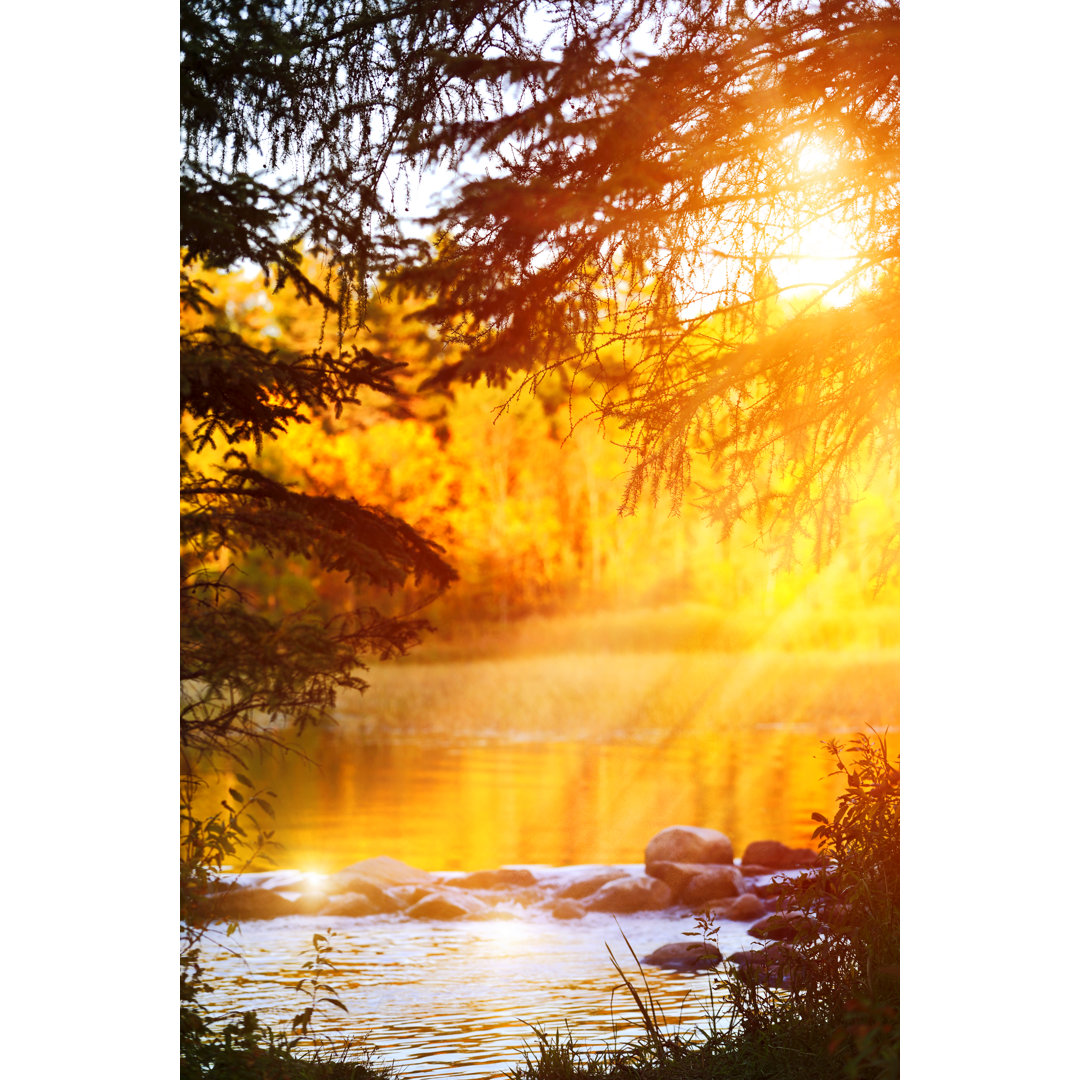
770 138 862 306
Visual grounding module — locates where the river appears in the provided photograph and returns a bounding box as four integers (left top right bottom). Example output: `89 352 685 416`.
189 644 898 1077
197 889 764 1079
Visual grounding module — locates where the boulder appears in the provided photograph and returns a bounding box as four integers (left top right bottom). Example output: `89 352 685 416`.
645 825 734 866
724 893 767 921
452 868 537 889
701 897 736 918
683 866 745 906
644 861 712 899
203 887 295 921
322 891 382 917
748 913 823 942
502 886 544 907
330 856 433 892
643 942 723 971
585 875 673 913
727 942 818 990
547 898 587 920
736 864 776 878
727 943 797 968
321 877 401 913
405 890 489 920
388 884 433 908
751 870 827 899
557 869 629 900
742 840 818 870
291 892 330 916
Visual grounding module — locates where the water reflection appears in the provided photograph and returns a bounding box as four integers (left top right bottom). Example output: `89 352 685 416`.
194 724 886 873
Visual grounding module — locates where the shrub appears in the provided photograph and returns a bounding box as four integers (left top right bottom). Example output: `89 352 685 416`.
704 729 900 1078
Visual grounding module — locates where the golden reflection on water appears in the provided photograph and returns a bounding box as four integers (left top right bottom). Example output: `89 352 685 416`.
195 729 891 873
192 646 898 873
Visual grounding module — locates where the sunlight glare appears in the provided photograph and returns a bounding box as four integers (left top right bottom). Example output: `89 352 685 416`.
480 914 539 956
795 140 834 176
770 136 861 305
771 213 860 305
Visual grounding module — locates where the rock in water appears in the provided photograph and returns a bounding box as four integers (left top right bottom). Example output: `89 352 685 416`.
322 891 384 917
451 868 537 889
724 893 767 921
322 877 402 912
741 840 818 869
643 942 723 971
547 899 587 919
556 869 630 899
682 865 746 906
405 891 489 920
727 943 818 990
291 892 330 915
585 875 673 913
203 887 295 921
331 855 434 891
645 825 734 865
748 913 823 941
644 861 712 898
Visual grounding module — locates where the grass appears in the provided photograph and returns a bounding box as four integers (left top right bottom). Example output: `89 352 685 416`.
182 1038 397 1080
327 603 898 745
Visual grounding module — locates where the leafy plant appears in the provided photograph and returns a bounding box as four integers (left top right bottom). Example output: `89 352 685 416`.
290 931 351 1047
705 729 900 1077
183 920 388 1080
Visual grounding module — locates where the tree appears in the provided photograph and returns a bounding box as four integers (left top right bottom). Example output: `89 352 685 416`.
404 0 899 573
182 0 899 761
181 1 516 754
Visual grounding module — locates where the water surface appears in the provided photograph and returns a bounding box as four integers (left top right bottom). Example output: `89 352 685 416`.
190 645 898 1076
198 904 755 1079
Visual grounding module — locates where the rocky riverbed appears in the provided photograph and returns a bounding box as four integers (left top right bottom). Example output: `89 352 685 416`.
198 825 826 977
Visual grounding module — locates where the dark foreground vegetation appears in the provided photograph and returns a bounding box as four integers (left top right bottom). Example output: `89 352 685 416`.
182 732 898 1080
